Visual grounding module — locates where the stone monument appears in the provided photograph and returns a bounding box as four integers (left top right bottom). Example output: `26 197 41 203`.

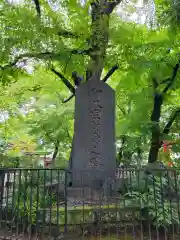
69 78 116 188
51 66 118 195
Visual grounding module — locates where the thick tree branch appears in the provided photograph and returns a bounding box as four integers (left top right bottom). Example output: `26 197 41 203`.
62 93 75 103
152 78 158 90
51 68 75 94
66 129 72 142
43 131 55 145
149 58 180 91
57 30 79 39
102 64 119 82
163 109 180 135
49 28 88 39
33 0 41 17
51 140 60 165
117 104 126 115
163 60 180 93
149 78 171 88
62 72 84 103
71 49 91 55
10 85 42 97
104 0 123 14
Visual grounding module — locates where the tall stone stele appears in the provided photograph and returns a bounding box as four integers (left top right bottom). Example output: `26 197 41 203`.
69 77 116 187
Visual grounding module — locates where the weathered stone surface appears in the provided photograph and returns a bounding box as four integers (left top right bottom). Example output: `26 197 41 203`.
70 79 116 187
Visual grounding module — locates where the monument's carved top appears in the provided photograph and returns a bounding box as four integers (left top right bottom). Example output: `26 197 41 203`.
76 78 115 93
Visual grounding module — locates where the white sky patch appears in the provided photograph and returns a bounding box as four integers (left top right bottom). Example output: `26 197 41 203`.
19 97 36 116
7 0 24 4
0 111 9 123
8 0 155 25
79 0 86 7
117 0 155 25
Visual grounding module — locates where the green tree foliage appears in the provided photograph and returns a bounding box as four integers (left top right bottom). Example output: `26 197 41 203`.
0 0 179 167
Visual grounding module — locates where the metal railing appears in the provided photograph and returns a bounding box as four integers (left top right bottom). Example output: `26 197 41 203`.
0 167 180 239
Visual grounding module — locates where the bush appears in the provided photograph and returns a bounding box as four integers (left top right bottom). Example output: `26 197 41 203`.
124 173 180 228
4 170 59 230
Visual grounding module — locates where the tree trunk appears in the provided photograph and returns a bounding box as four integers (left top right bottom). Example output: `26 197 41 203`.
136 146 142 165
51 141 59 167
163 109 180 135
148 98 180 163
117 135 126 164
148 61 180 163
86 0 122 80
148 93 163 163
